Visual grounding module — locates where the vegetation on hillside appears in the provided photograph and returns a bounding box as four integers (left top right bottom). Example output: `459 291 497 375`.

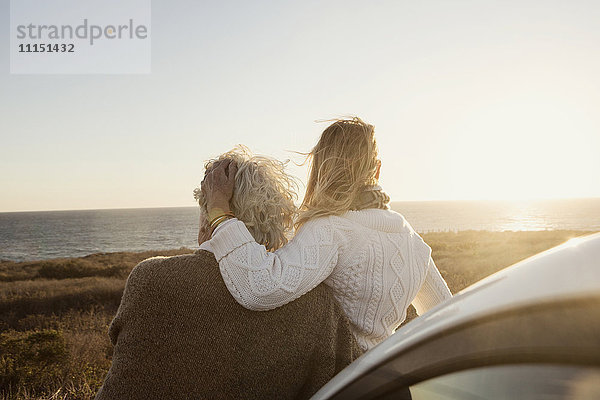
0 231 595 399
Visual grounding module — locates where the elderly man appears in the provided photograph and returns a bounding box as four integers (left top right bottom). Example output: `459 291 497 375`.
95 149 362 400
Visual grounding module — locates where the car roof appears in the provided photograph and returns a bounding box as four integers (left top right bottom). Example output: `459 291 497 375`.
313 232 600 399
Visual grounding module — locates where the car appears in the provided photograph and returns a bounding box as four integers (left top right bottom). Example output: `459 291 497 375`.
312 233 600 399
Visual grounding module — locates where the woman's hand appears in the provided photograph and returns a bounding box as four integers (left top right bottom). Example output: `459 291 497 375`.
201 159 238 217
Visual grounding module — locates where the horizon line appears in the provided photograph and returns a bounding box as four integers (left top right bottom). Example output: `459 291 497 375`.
2 196 600 214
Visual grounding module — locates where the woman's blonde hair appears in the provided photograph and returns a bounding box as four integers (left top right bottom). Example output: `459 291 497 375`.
297 117 379 228
194 146 298 251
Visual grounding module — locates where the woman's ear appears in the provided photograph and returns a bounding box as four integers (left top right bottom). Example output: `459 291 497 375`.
375 160 381 180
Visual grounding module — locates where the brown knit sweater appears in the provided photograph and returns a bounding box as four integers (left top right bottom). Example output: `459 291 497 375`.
95 250 362 400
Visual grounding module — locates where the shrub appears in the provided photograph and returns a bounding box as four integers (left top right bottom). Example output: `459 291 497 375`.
0 329 68 393
37 261 128 280
0 278 125 329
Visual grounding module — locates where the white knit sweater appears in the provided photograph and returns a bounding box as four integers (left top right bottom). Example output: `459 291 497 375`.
208 208 452 350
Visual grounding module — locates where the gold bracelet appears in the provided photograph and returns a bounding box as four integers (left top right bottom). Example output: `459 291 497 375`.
210 215 233 234
210 215 228 228
209 213 235 227
208 207 232 223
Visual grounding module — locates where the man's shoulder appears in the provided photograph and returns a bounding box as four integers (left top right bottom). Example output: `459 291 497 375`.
134 250 214 268
127 251 218 285
125 251 342 320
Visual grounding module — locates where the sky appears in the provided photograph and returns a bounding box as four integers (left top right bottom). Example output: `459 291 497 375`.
1 0 599 212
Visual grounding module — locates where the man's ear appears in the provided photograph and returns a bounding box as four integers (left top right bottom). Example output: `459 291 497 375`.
375 160 381 180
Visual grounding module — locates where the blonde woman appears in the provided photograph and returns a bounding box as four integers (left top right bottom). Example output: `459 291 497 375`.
202 118 452 351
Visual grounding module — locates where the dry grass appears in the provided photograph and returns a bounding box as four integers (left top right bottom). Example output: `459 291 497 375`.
0 249 192 282
422 230 594 292
0 249 192 399
0 231 596 399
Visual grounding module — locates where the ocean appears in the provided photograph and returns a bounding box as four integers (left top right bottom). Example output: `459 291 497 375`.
1 198 599 262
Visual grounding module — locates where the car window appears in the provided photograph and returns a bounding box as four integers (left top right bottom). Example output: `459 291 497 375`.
407 364 600 400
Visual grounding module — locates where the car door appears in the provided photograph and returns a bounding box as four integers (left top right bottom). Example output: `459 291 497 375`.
325 296 600 399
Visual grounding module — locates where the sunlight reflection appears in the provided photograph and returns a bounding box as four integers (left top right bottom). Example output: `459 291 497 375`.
497 200 550 231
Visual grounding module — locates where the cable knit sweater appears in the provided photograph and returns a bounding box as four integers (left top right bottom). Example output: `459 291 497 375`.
209 208 452 351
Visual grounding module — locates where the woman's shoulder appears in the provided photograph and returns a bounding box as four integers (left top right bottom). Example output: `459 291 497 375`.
333 208 414 234
296 209 420 244
293 215 337 244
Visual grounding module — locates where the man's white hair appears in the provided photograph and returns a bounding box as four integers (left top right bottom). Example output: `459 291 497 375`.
194 147 298 251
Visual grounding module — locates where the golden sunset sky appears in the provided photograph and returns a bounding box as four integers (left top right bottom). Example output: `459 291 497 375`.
1 0 599 211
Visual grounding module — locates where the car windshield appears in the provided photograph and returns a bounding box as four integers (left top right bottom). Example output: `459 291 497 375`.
409 364 600 400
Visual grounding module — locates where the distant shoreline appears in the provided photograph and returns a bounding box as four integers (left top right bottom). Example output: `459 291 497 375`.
1 229 597 265
2 199 599 261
